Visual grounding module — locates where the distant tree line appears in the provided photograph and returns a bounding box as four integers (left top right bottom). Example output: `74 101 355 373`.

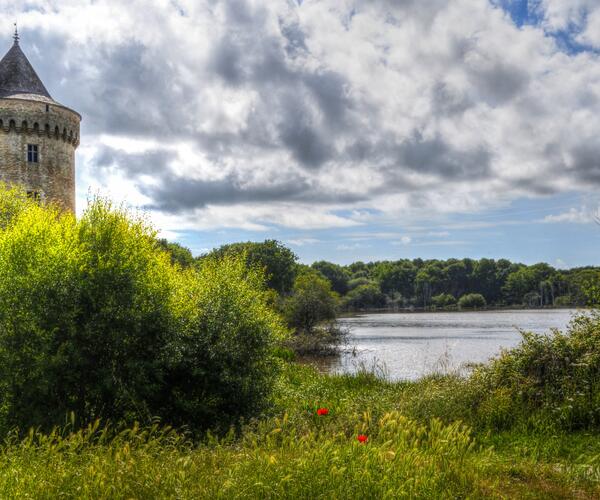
172 240 599 312
312 258 600 310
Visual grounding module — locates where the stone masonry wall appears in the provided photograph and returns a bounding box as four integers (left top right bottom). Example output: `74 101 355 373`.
0 98 80 212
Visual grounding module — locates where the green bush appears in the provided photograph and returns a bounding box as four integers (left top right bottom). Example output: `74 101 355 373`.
204 239 297 295
156 238 195 268
431 293 457 308
554 295 573 306
283 270 338 333
164 255 286 430
343 284 387 310
458 293 487 309
347 276 372 291
471 312 600 430
311 261 349 295
0 189 285 434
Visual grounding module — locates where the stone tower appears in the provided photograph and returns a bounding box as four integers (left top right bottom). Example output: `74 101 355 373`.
0 28 80 211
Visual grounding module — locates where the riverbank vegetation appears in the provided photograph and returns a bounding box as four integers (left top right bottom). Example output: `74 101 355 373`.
3 312 600 497
0 188 599 498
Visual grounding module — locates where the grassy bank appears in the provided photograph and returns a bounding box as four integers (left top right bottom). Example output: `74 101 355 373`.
0 362 599 499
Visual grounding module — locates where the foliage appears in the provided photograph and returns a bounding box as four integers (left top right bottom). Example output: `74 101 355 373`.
156 239 598 311
470 312 600 430
147 235 600 312
574 270 600 306
347 276 372 291
502 263 556 306
285 323 347 356
375 261 416 298
431 293 457 309
204 240 298 295
458 293 487 310
0 189 285 434
164 255 287 431
311 261 350 295
283 270 338 334
156 238 195 268
343 283 387 310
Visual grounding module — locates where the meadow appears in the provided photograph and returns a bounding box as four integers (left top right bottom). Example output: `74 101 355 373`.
1 359 599 499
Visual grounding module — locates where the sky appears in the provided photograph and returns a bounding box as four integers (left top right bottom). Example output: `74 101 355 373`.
2 0 600 267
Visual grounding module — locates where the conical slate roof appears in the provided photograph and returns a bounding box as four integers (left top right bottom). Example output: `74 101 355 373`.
0 36 54 102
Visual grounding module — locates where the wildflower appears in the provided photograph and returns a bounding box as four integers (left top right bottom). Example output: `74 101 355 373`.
316 408 329 416
357 434 368 443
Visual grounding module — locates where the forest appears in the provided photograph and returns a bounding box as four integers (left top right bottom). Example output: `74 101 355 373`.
161 238 600 311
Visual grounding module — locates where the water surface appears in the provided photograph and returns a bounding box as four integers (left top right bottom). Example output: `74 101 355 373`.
303 309 582 380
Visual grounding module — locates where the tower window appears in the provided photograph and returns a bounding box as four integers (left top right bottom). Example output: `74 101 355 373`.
27 144 39 163
46 104 49 112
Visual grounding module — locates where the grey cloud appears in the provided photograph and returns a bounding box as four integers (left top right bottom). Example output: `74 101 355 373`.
92 147 172 177
279 19 308 57
431 81 474 116
507 176 560 196
279 121 331 168
400 133 491 179
303 71 352 129
569 143 600 184
468 60 530 106
211 39 246 85
143 175 310 212
144 170 368 213
92 146 365 213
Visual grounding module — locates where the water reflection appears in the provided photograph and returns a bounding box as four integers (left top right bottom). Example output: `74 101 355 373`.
298 309 582 381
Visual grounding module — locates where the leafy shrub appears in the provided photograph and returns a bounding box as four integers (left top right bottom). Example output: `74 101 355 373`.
458 293 487 309
470 312 600 430
347 277 372 291
285 324 347 356
0 189 285 434
343 284 387 310
163 255 287 430
283 270 338 334
554 295 573 306
431 293 457 308
311 261 350 295
156 238 195 268
204 240 297 295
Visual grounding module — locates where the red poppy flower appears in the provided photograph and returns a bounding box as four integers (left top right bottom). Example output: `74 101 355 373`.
357 434 368 443
316 408 329 416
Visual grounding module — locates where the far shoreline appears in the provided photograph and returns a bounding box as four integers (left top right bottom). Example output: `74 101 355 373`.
339 305 588 317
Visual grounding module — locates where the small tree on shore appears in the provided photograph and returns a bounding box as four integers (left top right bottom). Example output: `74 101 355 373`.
284 270 338 333
458 293 487 310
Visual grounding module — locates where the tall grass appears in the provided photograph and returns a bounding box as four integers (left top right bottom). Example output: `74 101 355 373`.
0 362 598 498
1 312 600 497
0 410 484 499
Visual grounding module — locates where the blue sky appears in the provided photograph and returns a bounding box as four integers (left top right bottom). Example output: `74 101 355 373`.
176 191 600 267
4 0 600 267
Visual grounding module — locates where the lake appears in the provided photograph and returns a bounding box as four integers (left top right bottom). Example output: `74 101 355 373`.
302 309 584 381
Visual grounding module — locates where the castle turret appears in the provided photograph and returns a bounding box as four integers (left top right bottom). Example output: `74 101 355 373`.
0 28 80 211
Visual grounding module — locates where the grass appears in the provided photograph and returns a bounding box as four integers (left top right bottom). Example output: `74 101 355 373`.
0 362 599 498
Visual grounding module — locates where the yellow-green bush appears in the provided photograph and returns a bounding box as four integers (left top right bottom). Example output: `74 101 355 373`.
0 188 286 435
